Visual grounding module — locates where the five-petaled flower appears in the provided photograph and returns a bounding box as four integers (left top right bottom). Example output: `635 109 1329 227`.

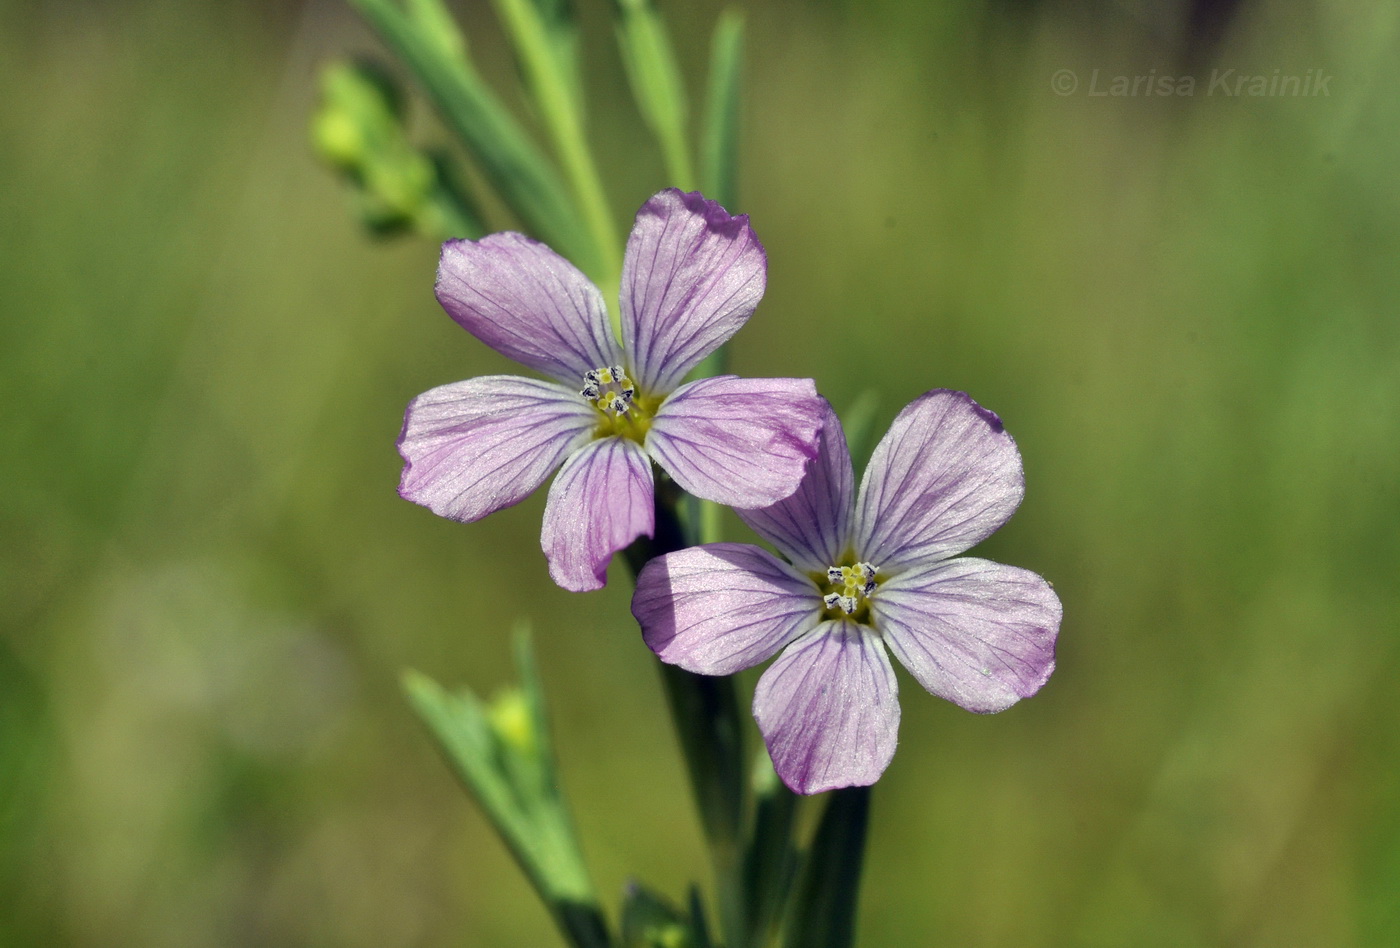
397 189 826 591
632 391 1061 794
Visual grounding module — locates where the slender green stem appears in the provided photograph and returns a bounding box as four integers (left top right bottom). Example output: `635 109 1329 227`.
625 480 750 948
783 787 871 948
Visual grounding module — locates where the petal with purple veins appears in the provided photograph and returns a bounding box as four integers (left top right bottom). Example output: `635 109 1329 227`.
436 232 622 385
620 190 767 393
541 436 654 592
753 621 900 795
634 543 822 676
646 375 824 509
398 375 597 523
872 557 1060 714
855 389 1025 571
738 404 854 572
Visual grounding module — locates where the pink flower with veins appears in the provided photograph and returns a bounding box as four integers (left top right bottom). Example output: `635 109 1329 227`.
397 189 825 592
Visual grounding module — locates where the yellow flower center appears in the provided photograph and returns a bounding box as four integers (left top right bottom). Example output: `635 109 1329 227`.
581 365 657 442
812 559 882 623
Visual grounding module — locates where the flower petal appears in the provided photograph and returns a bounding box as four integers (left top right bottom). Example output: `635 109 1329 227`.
436 232 622 385
855 389 1024 571
737 404 854 572
398 375 596 522
872 557 1060 714
646 375 824 508
753 621 900 795
634 543 822 676
540 436 654 592
620 190 767 393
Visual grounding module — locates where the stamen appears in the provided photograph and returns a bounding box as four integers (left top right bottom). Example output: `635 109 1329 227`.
581 365 639 418
821 560 881 617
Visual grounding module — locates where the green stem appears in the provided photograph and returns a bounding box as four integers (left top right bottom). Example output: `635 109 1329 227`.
625 480 750 948
783 787 871 948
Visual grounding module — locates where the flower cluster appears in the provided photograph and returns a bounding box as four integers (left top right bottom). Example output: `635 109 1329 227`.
398 189 1061 794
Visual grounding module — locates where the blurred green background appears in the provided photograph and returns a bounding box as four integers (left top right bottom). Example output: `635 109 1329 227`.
3 0 1398 944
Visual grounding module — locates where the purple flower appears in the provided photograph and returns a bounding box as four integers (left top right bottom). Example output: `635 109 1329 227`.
632 391 1061 794
397 189 825 592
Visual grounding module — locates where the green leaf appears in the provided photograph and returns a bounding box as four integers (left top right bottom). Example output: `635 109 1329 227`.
491 0 620 280
311 59 483 239
621 884 700 948
613 0 696 189
687 887 716 948
782 787 871 948
402 628 613 948
744 753 800 946
405 0 470 62
839 390 882 474
347 0 602 275
699 10 744 210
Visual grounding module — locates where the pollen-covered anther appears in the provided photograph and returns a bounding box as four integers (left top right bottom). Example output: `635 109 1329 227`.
823 593 859 615
822 561 881 615
581 365 637 415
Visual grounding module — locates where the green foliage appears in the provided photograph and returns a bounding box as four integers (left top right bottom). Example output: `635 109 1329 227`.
346 0 602 273
782 788 870 948
5 1 1400 946
612 0 695 189
311 59 483 238
403 632 611 948
700 11 745 211
620 884 713 948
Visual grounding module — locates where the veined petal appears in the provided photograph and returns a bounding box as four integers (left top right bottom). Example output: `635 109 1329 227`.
436 232 622 385
855 390 1024 571
541 436 654 592
753 621 900 795
738 404 854 571
634 543 822 676
398 376 596 522
620 190 767 393
646 376 824 508
872 557 1060 714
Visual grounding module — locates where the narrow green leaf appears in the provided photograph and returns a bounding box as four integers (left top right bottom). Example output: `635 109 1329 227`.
403 633 614 948
782 787 871 948
839 390 881 474
402 668 530 854
622 883 699 948
405 0 470 62
491 0 620 279
613 0 696 189
347 0 602 275
744 754 800 946
687 887 716 948
700 10 744 210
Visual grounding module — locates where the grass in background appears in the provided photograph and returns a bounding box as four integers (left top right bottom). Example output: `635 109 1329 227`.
2 0 1397 945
